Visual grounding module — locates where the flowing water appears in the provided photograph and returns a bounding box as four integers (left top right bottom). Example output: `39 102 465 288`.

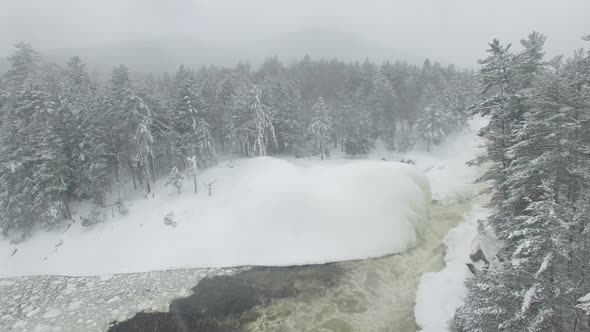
245 200 472 332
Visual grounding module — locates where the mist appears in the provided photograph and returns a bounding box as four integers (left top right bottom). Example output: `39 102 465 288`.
1 0 588 73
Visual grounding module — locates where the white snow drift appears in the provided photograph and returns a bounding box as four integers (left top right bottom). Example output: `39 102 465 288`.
0 157 430 277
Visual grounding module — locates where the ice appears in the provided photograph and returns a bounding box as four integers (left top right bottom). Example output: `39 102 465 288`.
0 280 15 287
25 308 40 318
41 309 61 319
0 158 430 277
0 268 236 332
99 275 113 282
67 301 82 311
106 296 120 304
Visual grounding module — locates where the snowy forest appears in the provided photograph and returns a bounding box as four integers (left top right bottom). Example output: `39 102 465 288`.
0 43 478 235
2 29 590 331
455 33 590 331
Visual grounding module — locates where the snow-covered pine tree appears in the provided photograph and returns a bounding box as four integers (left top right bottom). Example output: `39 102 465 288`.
251 85 277 156
456 32 590 332
166 166 183 194
172 65 215 168
0 77 69 234
309 96 332 160
455 33 546 332
344 105 375 158
194 117 214 167
4 42 40 91
260 71 305 155
373 71 399 150
466 37 525 241
415 84 456 151
215 74 241 154
104 64 134 188
132 92 154 194
231 84 277 157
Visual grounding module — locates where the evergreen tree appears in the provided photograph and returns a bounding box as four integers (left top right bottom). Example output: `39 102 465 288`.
231 84 277 157
309 96 332 160
166 166 183 194
4 42 40 90
455 33 590 332
0 78 69 233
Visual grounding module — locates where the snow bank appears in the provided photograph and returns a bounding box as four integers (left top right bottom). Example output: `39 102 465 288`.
414 206 489 332
0 158 430 277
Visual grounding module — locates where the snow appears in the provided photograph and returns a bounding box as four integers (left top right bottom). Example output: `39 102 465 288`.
535 253 552 278
578 292 590 314
99 274 113 282
414 206 490 331
521 284 539 315
369 118 487 206
1 157 430 277
414 116 493 332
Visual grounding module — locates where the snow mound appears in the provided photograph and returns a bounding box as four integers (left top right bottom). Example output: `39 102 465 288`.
1 157 430 277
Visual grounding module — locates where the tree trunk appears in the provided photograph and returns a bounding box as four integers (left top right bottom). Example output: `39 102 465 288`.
61 193 72 220
129 160 137 190
145 171 151 194
114 158 121 200
149 154 156 183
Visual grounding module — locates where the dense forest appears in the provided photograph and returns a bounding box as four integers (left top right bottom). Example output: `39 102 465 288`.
455 33 590 331
0 43 478 235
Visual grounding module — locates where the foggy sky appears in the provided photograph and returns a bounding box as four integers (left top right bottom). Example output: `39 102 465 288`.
0 0 589 68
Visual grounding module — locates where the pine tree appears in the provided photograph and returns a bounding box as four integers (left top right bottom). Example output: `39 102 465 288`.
231 84 277 157
171 65 215 168
415 84 456 151
455 32 590 332
0 77 69 233
4 42 40 90
166 166 184 194
308 96 332 160
194 117 214 166
373 71 399 150
260 72 304 154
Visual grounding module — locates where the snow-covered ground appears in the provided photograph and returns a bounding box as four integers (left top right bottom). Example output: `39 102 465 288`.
1 154 430 277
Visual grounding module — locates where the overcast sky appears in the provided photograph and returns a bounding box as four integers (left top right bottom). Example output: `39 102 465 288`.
0 0 588 67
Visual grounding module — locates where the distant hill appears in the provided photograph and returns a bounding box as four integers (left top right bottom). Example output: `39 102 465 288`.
1 29 425 76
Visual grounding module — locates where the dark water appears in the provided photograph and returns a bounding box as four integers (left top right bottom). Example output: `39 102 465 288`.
108 265 345 332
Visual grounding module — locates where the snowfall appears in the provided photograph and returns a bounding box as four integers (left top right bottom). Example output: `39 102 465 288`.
0 116 492 332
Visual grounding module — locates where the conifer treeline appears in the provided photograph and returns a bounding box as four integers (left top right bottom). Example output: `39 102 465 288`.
0 43 477 234
455 33 590 331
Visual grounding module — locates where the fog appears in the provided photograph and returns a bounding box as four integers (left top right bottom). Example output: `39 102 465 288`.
0 0 589 72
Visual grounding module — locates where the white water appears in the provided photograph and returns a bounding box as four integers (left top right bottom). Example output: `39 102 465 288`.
245 199 475 332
